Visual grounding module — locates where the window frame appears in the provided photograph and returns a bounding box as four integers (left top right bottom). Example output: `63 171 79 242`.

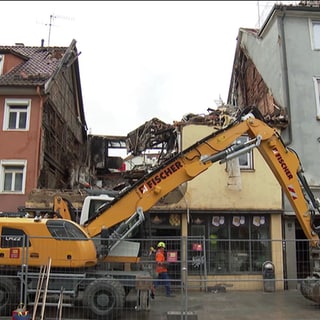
188 213 271 275
226 135 254 171
238 136 253 170
313 77 320 120
1 227 30 248
46 220 89 240
309 19 320 50
0 160 27 194
0 54 3 75
3 98 31 131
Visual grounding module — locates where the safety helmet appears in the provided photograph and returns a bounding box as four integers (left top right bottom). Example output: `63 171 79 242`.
157 241 166 248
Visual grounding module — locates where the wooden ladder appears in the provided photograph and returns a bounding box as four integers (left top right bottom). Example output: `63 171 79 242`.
31 257 52 320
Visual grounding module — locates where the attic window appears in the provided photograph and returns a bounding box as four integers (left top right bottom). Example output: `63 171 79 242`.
226 136 254 170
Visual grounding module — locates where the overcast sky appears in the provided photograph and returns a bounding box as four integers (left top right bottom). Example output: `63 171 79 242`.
1 1 298 136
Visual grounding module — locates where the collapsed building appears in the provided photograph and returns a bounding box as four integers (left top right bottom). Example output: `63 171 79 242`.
87 103 288 191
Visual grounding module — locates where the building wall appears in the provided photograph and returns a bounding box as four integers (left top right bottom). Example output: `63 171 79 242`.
0 41 88 211
179 212 284 292
233 7 320 289
0 94 42 210
152 123 284 291
283 15 320 186
240 22 286 108
2 53 23 74
240 10 320 187
38 59 88 189
180 124 281 210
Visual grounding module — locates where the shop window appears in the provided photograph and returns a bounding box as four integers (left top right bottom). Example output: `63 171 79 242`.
189 214 271 274
251 216 270 271
209 215 229 273
230 216 249 271
189 223 206 273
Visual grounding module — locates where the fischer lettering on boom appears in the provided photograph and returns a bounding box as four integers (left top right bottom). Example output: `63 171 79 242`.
272 147 293 180
138 160 183 195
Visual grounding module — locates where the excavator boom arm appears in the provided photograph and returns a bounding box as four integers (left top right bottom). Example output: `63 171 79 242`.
247 121 319 246
84 110 320 248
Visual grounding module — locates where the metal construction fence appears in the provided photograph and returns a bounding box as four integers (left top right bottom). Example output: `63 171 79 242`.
0 235 317 319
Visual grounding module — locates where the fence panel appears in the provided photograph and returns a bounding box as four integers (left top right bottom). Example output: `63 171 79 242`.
0 235 318 319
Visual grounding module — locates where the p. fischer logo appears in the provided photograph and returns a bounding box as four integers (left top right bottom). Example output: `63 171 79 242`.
272 147 293 180
138 160 183 194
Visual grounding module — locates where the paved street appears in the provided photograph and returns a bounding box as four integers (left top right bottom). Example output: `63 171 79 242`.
128 289 320 320
2 288 320 320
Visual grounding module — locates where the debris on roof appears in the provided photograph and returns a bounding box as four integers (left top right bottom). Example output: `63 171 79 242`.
0 45 68 86
126 117 177 160
298 1 320 7
174 104 238 129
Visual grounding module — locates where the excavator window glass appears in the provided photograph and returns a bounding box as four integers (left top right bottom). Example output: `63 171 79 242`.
46 220 89 240
1 227 30 248
88 199 111 220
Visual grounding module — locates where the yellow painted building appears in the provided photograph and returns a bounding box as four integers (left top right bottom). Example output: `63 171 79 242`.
150 123 284 291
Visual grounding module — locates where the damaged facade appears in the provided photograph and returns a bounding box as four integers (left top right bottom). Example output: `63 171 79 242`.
0 0 319 292
0 40 88 211
88 118 178 189
228 46 288 129
87 107 240 191
228 1 320 287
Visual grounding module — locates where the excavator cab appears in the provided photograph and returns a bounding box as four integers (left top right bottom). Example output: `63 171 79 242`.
0 217 97 268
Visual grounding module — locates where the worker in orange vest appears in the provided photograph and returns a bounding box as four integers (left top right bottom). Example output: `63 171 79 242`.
153 241 175 297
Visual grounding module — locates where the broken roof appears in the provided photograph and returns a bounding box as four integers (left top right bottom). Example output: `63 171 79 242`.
0 41 73 87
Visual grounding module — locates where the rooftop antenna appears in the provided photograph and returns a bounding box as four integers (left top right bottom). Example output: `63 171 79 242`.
257 2 261 28
256 1 277 28
46 14 56 46
45 13 75 46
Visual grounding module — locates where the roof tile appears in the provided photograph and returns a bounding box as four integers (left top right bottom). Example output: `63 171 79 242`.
0 45 68 86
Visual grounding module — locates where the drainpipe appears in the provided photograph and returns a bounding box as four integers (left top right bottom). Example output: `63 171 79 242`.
35 86 44 185
279 7 293 146
279 8 294 290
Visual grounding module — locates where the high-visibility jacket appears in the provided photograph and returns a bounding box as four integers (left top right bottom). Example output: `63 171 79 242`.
155 248 167 273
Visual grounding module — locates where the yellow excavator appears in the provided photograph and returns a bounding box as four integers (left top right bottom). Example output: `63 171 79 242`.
0 107 319 319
